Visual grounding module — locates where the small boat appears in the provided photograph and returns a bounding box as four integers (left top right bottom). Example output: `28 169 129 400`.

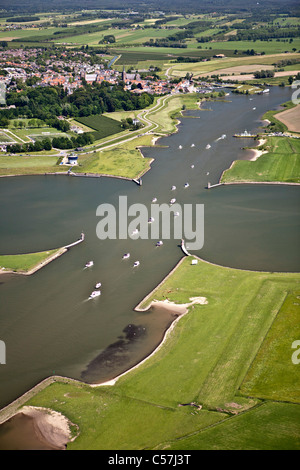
174 212 180 217
191 144 195 147
184 183 189 188
170 198 176 205
152 198 157 203
206 144 211 149
85 261 94 268
156 241 163 247
171 185 176 191
95 282 102 288
178 145 182 149
133 261 140 267
148 217 154 223
132 229 139 236
123 253 130 259
191 164 194 168
89 290 101 299
253 107 256 110
206 172 209 176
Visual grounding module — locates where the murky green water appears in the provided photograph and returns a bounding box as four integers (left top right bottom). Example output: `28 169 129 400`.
0 86 299 412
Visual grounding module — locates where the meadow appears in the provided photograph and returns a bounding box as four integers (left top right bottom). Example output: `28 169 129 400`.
21 256 300 449
221 136 300 184
0 249 60 273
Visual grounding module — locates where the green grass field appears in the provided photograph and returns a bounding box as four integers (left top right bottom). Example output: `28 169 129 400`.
76 134 154 178
221 136 300 184
19 256 300 449
0 154 61 176
0 249 60 273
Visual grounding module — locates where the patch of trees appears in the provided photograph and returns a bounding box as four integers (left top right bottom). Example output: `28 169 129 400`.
253 70 275 78
229 26 300 41
6 16 40 22
143 39 187 48
1 81 154 122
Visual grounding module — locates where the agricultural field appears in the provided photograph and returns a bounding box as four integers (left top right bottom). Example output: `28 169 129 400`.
0 154 61 176
74 114 123 141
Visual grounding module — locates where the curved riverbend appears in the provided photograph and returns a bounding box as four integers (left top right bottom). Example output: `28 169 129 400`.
0 87 299 412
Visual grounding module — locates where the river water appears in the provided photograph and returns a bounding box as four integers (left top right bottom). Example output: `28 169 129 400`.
0 86 299 412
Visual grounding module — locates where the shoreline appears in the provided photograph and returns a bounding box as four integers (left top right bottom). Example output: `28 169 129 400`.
0 93 299 448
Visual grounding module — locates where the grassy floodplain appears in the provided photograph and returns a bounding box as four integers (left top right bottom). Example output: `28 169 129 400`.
221 136 300 184
0 249 62 274
19 256 300 450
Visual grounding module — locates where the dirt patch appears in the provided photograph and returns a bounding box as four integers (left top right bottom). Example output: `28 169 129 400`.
276 104 300 133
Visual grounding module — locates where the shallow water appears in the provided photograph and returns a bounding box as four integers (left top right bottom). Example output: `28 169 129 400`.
0 86 299 414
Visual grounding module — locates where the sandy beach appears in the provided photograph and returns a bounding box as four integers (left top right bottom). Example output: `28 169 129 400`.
249 138 267 161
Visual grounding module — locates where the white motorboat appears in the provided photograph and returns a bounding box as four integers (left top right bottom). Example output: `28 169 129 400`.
253 107 256 110
132 229 139 236
89 290 101 299
171 185 176 191
206 144 211 149
156 241 163 247
170 198 176 205
85 261 94 268
123 253 130 259
133 261 140 267
152 198 157 203
191 164 194 168
95 282 102 288
179 145 182 149
174 212 180 217
184 183 189 188
191 144 195 147
148 217 155 223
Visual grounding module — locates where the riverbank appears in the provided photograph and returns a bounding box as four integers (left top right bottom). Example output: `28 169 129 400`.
220 135 300 184
0 233 84 276
1 255 299 450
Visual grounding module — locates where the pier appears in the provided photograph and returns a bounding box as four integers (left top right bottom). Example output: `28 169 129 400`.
64 232 85 249
180 239 191 256
206 182 224 189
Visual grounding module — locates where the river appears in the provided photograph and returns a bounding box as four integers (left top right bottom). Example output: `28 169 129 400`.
0 86 299 411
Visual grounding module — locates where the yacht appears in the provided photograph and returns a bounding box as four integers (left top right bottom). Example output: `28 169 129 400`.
179 145 182 149
152 198 157 203
184 183 189 188
133 261 140 267
156 241 163 247
206 144 211 149
171 185 176 191
148 217 155 223
89 290 101 299
85 261 94 268
191 144 195 147
123 253 130 259
170 198 176 205
132 229 139 236
95 282 102 289
174 212 180 217
191 164 194 168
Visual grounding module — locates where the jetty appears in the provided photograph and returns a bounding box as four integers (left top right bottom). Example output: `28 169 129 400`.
206 182 224 189
181 239 191 256
64 232 85 249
